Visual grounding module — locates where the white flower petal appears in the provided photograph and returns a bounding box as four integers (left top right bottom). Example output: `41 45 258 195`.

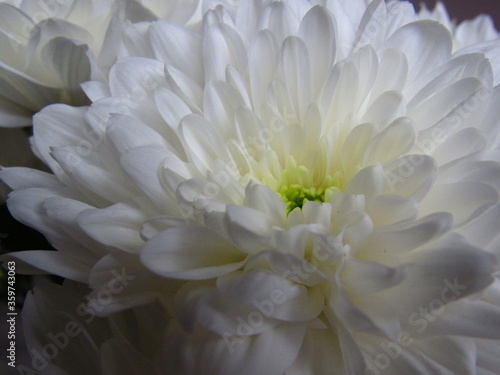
33 104 88 178
476 338 500 374
51 146 138 205
366 194 419 226
224 205 274 254
459 203 500 254
362 90 405 127
346 164 386 198
0 166 61 190
154 87 192 132
385 20 452 82
419 182 498 226
298 6 336 97
179 114 229 174
428 299 500 339
0 61 61 110
105 114 169 156
1 250 90 282
281 36 311 121
42 196 107 259
42 37 91 104
353 0 386 51
81 80 111 102
342 258 410 294
245 249 329 286
363 117 417 165
202 23 246 82
244 182 287 226
371 47 408 95
258 1 300 45
119 145 174 213
393 241 496 322
121 22 155 59
382 154 437 201
108 57 164 98
4 187 104 261
0 3 33 43
340 122 375 172
324 310 367 375
360 335 476 375
286 328 344 375
164 64 204 113
141 226 246 280
364 212 453 257
203 80 246 139
149 20 203 84
78 199 149 254
432 127 487 166
408 77 485 129
217 269 324 322
174 283 280 335
248 29 279 112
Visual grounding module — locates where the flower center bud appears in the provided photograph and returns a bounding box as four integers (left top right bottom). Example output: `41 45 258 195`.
279 184 325 212
276 157 347 213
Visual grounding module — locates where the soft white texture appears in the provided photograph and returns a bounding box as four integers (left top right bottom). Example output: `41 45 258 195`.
1 0 500 374
0 0 200 127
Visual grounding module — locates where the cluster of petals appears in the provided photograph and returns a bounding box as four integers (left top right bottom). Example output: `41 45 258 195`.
1 0 500 374
0 0 200 127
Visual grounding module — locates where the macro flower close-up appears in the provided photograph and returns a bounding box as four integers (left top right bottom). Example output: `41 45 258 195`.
1 0 500 374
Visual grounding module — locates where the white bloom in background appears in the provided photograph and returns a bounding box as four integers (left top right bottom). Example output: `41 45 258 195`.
18 281 171 375
2 0 500 374
0 0 200 127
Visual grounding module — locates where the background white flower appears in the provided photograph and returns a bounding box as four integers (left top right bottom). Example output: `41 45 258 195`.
1 0 500 374
17 281 170 375
0 0 200 127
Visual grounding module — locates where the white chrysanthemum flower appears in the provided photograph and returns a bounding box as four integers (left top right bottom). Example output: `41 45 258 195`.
0 0 200 127
2 0 500 373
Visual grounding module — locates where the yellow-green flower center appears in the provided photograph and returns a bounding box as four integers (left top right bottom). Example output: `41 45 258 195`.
276 157 347 213
279 184 325 212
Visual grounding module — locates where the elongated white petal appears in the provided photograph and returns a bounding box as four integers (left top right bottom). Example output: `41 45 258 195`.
141 226 246 280
1 250 90 282
78 200 149 253
386 20 452 82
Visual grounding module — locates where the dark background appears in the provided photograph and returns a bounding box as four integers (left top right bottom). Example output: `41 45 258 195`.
409 0 499 27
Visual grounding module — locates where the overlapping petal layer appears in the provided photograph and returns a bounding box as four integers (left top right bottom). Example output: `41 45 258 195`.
0 0 200 127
